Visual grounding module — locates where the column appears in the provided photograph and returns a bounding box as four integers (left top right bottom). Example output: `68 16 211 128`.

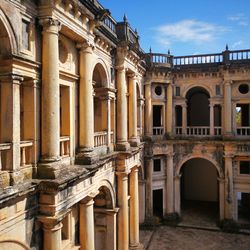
166 152 174 214
129 74 138 146
43 222 62 250
224 154 234 219
210 103 214 136
218 178 225 221
107 97 111 146
232 102 237 135
174 174 181 215
40 18 61 161
80 199 95 250
116 67 130 150
79 42 95 151
145 158 153 219
0 74 22 171
129 167 141 249
166 83 173 136
182 103 187 135
117 172 129 250
145 83 152 137
223 81 232 136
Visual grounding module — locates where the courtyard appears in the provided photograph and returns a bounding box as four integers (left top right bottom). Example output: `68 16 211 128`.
140 226 250 250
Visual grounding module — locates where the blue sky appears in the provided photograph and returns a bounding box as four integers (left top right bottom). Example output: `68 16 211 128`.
100 0 250 56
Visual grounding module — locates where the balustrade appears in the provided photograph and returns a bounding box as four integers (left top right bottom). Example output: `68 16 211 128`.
175 127 182 135
20 141 33 167
229 50 250 61
152 127 164 136
186 127 210 136
94 131 108 147
60 136 70 157
214 127 222 136
236 127 250 136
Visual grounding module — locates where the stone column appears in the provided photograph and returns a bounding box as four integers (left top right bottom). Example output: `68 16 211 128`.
210 103 214 136
218 177 225 221
166 83 173 136
80 199 95 250
182 103 187 135
129 74 139 146
107 96 111 147
223 81 232 136
145 83 152 137
174 174 181 215
116 67 130 151
117 172 129 250
232 102 237 135
43 222 62 250
78 42 95 153
166 152 174 214
0 74 23 172
224 154 235 219
40 18 61 162
129 167 141 249
145 157 153 220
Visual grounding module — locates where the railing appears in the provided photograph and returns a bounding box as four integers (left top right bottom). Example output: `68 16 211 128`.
173 53 222 65
20 140 33 167
102 15 116 34
175 127 182 135
94 131 107 147
237 145 250 152
60 136 70 157
0 143 11 170
187 127 210 136
153 127 164 136
148 53 172 65
229 50 250 61
214 127 222 136
236 127 250 136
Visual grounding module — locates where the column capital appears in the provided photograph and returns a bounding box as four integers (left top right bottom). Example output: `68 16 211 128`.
0 73 24 84
223 80 233 86
39 18 61 33
116 171 129 179
77 40 95 53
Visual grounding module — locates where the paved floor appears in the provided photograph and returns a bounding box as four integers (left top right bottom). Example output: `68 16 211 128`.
140 226 250 250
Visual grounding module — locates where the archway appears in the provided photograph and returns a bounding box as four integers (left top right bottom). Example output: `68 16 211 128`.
186 87 210 127
178 158 220 227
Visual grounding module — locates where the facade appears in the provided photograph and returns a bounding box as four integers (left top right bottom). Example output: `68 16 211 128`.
0 0 249 250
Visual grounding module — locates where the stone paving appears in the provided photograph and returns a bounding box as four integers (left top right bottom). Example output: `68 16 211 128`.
140 226 250 250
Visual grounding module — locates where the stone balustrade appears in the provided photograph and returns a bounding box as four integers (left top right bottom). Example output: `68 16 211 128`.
0 143 11 170
60 136 70 157
94 131 108 147
20 140 33 167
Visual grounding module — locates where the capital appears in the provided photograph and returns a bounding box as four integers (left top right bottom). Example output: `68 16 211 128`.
77 40 95 53
39 18 61 33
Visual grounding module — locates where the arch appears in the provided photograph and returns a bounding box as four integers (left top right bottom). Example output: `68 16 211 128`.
176 154 223 179
183 84 212 99
0 7 18 55
0 239 30 250
92 59 110 88
94 179 116 209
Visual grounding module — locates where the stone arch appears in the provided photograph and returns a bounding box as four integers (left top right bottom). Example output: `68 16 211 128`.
176 154 223 178
94 179 116 209
0 7 18 56
0 239 30 250
92 59 109 88
183 84 212 99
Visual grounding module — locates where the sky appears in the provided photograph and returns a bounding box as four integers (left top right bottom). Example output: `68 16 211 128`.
99 0 250 56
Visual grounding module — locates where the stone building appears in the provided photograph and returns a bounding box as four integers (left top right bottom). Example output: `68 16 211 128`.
0 0 249 249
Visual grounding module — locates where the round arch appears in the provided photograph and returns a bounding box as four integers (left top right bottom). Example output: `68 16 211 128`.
0 7 18 55
94 179 116 209
0 239 30 250
176 154 223 179
91 59 110 88
183 84 212 99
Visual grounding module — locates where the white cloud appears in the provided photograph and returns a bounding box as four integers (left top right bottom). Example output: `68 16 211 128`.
228 13 248 26
154 19 227 47
232 40 243 49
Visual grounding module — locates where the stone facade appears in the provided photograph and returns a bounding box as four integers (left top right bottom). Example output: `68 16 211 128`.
0 0 249 250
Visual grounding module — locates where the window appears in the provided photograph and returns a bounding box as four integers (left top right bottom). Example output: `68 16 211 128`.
240 161 250 174
22 20 30 50
239 84 249 94
153 159 161 172
176 86 180 96
155 86 162 96
216 85 221 95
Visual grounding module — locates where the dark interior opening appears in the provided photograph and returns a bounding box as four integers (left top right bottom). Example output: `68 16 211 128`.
237 192 250 224
153 189 163 218
175 105 182 126
153 105 162 127
153 159 161 172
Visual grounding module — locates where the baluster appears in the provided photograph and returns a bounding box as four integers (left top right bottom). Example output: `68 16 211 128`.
0 151 2 170
21 147 26 166
61 141 64 156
